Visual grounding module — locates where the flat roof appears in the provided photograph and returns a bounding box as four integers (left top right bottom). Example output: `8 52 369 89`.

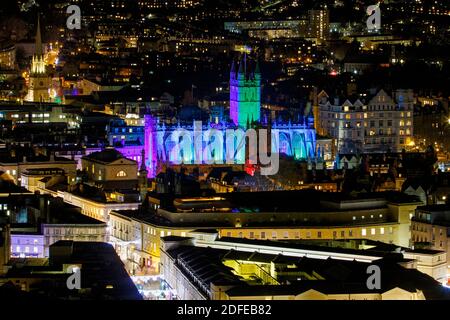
217 236 395 260
151 190 421 213
165 242 449 299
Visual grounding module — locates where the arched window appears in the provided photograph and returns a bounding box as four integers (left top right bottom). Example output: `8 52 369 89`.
116 170 127 177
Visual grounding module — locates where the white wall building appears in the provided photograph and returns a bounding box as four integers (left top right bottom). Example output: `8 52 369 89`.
317 89 414 154
10 234 45 258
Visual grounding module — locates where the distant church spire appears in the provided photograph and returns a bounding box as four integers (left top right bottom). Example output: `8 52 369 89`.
30 14 45 75
230 60 236 77
35 14 43 57
229 53 261 128
238 56 245 75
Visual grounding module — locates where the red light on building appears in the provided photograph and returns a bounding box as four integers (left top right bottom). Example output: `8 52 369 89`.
245 161 256 176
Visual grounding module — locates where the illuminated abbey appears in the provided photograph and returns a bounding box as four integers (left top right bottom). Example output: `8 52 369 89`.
19 19 325 177
142 54 321 178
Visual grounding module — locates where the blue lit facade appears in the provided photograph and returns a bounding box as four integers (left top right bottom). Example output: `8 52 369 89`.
143 118 318 177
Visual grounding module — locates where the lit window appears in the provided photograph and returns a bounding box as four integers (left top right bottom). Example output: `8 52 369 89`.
116 171 127 177
160 231 165 237
25 247 30 253
361 229 367 236
380 227 385 235
33 247 38 253
371 228 376 235
181 232 186 237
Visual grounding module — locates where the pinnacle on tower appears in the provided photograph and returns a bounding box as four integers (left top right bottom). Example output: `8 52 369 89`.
140 149 147 172
230 60 236 77
238 56 245 75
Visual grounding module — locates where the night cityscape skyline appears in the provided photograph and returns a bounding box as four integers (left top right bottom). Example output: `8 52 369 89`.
1 0 450 308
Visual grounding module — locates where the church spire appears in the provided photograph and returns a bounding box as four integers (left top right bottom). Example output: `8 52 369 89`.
35 14 43 57
25 13 49 102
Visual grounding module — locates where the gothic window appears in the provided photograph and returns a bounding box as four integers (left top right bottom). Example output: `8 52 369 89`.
281 140 289 155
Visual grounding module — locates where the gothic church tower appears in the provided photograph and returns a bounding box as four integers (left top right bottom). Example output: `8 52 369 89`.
229 53 261 128
25 15 50 102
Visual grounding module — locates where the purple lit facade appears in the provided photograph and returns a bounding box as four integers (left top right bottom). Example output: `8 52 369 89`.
10 234 45 258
